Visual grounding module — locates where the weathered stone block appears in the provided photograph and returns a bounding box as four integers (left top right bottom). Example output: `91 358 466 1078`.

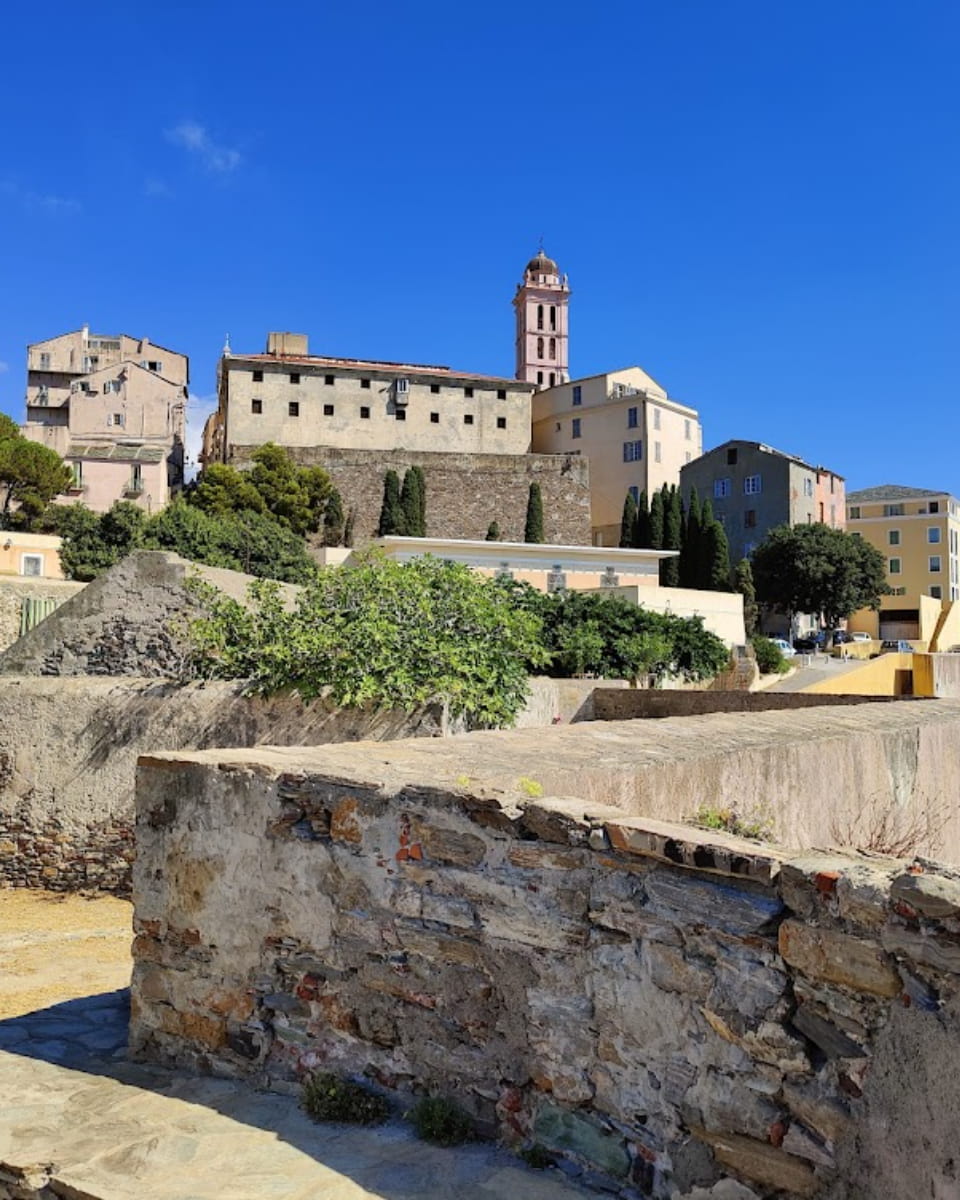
645 870 783 937
778 920 900 997
890 870 960 920
533 1103 631 1178
691 1127 818 1196
413 820 486 867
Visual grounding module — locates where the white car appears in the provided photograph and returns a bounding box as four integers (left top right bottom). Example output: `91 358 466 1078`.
770 638 797 658
850 632 872 643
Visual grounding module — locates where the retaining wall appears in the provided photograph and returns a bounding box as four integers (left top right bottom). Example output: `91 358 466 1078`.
590 688 927 721
131 730 960 1198
0 577 84 654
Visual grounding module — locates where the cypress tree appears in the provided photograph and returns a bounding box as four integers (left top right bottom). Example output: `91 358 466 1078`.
679 488 702 588
660 485 682 587
706 520 732 591
633 490 652 548
734 557 759 636
697 498 716 589
343 508 356 548
400 468 422 537
377 469 403 536
322 487 345 547
485 520 501 541
411 465 426 535
524 482 544 543
620 492 638 548
649 489 665 550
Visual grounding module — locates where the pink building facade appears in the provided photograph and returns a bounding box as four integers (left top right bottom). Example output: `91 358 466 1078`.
22 327 188 514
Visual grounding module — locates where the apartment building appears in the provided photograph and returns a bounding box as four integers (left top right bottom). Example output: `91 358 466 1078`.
530 366 702 546
680 440 845 566
846 484 960 641
22 326 188 513
204 332 535 464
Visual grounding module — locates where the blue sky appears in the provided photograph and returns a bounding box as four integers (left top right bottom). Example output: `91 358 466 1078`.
1 1 957 490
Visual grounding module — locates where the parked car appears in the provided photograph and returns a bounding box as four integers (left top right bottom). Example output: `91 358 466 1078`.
832 630 854 646
850 632 872 643
880 639 913 653
770 637 797 658
793 632 823 653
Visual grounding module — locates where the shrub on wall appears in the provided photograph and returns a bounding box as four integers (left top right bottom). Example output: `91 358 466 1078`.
186 552 548 727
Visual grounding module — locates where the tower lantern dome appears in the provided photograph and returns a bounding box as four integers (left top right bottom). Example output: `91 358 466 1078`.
526 251 559 277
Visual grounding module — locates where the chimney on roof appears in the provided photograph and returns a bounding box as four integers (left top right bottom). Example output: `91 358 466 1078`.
266 332 308 357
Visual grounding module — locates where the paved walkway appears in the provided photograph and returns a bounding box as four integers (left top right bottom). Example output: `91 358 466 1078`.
0 990 592 1199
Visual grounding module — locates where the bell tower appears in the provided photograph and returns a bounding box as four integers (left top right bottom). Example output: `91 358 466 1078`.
513 248 570 389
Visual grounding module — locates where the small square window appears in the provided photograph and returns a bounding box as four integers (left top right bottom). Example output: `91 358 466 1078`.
744 510 757 529
361 378 371 389
288 401 299 417
360 406 370 419
930 555 942 573
324 374 334 386
430 412 439 423
464 414 474 425
928 526 942 544
714 478 731 499
430 384 440 394
497 388 506 400
849 506 861 519
251 399 262 414
930 501 940 513
931 585 943 599
889 530 900 546
396 409 406 421
464 387 474 398
497 416 506 429
889 557 902 574
252 370 263 382
744 474 762 495
727 447 738 465
323 404 334 416
289 373 300 384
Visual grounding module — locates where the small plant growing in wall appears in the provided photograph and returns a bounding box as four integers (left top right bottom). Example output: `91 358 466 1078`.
693 805 774 842
516 776 544 798
409 1096 473 1146
302 1072 391 1125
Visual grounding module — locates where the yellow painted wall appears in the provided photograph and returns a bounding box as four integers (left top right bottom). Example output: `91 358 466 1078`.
801 652 913 696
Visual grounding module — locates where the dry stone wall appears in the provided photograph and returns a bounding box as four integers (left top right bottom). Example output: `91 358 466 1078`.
227 444 592 546
130 737 960 1199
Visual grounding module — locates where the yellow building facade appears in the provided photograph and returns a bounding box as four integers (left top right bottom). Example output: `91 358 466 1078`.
846 485 960 641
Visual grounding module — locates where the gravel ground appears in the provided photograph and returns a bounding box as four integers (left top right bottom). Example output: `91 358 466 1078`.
0 888 132 1019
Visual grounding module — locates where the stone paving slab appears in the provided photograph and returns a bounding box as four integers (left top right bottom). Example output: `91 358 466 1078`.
0 990 593 1199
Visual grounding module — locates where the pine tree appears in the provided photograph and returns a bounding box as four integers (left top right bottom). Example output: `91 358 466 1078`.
633 490 651 548
400 468 422 537
619 492 638 548
648 490 664 550
660 485 682 587
485 521 501 541
377 470 404 536
679 488 702 588
524 482 544 543
734 557 759 637
322 487 345 547
706 520 732 591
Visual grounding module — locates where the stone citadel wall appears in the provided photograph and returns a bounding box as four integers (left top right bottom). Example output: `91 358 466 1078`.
131 726 960 1198
227 444 592 546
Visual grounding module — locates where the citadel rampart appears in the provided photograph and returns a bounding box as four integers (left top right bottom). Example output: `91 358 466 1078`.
227 444 592 546
130 713 960 1198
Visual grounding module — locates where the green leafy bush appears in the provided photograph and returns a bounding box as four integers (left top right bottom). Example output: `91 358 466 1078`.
186 552 548 727
302 1072 390 1125
409 1096 473 1146
751 634 790 675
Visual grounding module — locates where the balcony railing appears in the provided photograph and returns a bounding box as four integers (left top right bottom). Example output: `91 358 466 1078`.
123 482 144 497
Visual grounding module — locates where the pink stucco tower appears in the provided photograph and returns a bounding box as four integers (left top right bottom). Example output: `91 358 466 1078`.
513 249 570 389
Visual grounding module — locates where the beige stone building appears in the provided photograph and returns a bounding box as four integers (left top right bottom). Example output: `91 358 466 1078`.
22 326 188 513
531 366 702 546
203 332 535 465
